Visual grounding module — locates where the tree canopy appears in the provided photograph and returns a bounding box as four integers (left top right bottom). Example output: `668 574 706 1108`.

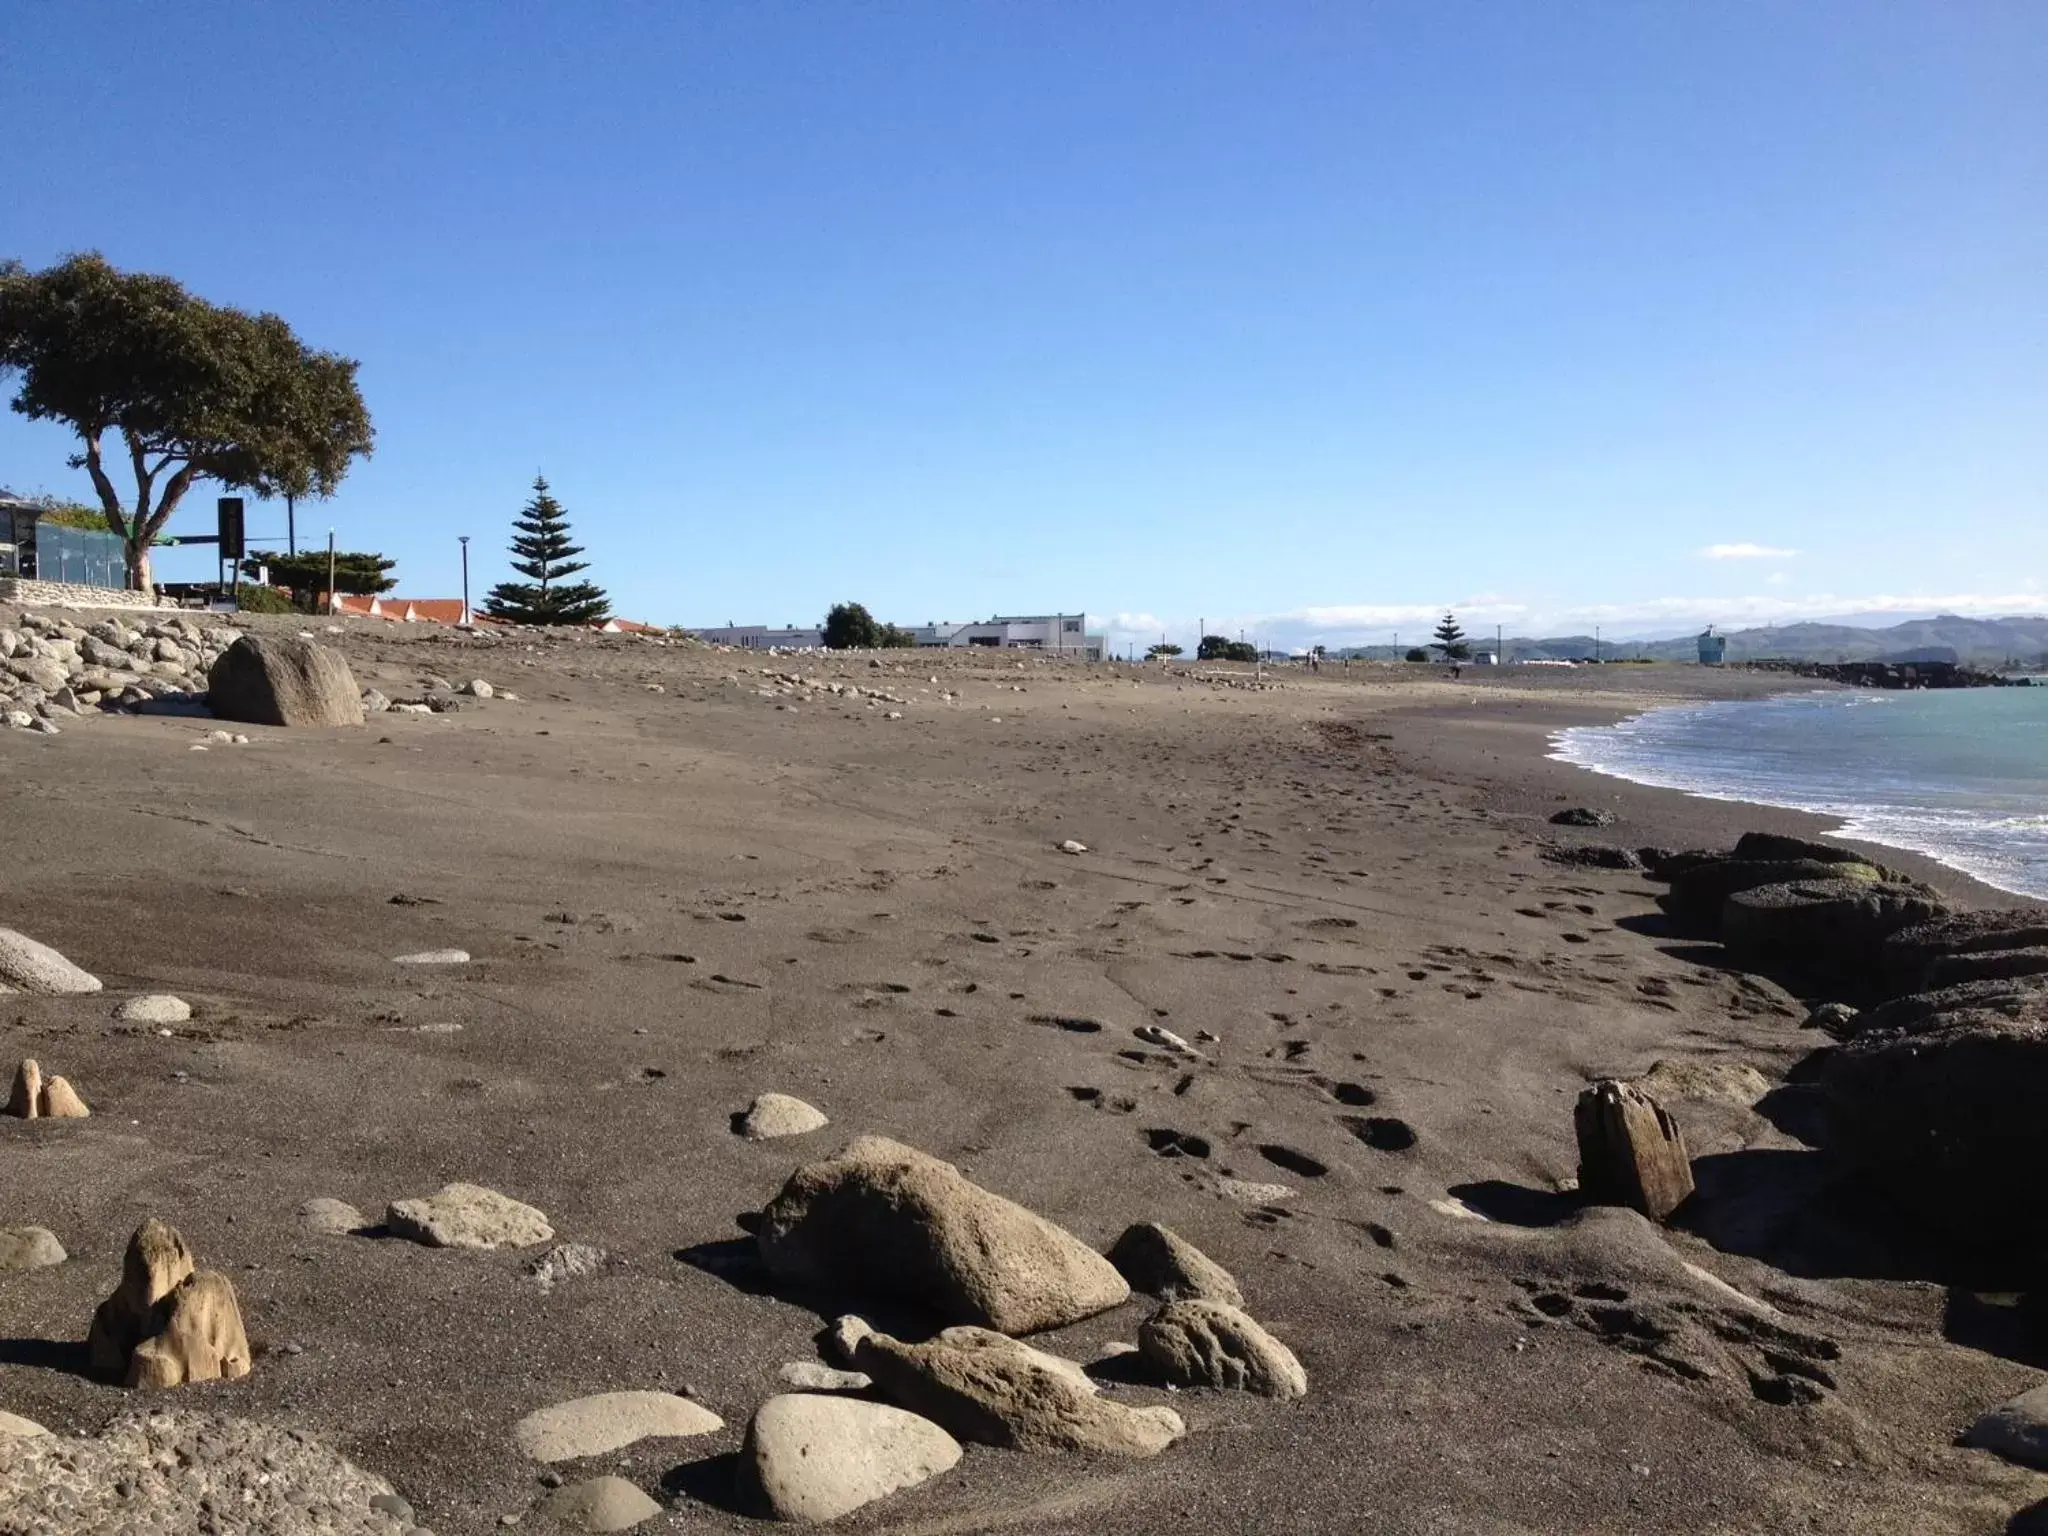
822 602 915 649
1197 634 1258 663
482 476 610 626
1146 642 1183 658
1432 613 1471 661
0 253 373 592
241 550 397 601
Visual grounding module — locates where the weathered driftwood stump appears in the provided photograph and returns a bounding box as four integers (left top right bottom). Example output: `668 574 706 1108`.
85 1219 252 1388
1574 1080 1694 1220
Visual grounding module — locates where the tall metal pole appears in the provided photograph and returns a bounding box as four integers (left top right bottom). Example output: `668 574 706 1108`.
327 530 336 616
287 492 296 557
1595 624 1602 664
459 536 471 625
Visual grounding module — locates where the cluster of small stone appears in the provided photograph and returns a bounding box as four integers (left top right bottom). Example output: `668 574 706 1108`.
0 611 236 731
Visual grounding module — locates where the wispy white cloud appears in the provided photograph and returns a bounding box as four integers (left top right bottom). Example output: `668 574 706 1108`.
1701 542 1798 560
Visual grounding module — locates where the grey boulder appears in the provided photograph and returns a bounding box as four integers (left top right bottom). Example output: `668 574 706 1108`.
207 635 365 727
757 1135 1129 1333
0 928 101 995
1966 1384 2048 1468
0 1225 67 1271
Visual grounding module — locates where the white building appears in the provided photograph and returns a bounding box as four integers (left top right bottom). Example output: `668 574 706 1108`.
684 612 1105 660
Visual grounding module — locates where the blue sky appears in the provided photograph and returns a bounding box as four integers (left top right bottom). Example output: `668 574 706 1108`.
4 2 2043 652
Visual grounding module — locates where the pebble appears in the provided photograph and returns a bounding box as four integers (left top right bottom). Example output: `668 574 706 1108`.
115 994 192 1026
525 1242 607 1291
738 1092 830 1140
1216 1178 1296 1205
1059 839 1088 854
0 1226 67 1271
537 1475 661 1532
392 949 470 965
777 1360 872 1392
297 1198 371 1237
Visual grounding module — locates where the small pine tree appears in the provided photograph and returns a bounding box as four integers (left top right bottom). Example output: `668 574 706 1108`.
1432 612 1471 661
483 476 610 626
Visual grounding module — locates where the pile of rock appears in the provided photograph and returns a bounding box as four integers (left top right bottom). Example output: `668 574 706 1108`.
1 611 237 730
733 1137 1307 1523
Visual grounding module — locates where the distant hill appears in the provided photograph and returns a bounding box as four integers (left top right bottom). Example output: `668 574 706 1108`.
1333 614 2048 667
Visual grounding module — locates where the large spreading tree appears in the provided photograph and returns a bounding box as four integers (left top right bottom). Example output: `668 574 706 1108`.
0 253 373 593
483 476 610 626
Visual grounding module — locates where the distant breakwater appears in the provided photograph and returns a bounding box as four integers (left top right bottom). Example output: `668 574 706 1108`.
1737 660 2029 690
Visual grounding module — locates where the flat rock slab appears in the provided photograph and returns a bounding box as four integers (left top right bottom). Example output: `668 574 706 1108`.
0 1225 67 1271
0 928 101 995
539 1475 663 1531
115 994 192 1025
0 1411 48 1438
739 1091 829 1140
392 948 470 965
1966 1384 2048 1468
513 1391 723 1462
386 1183 553 1249
297 1198 370 1237
778 1360 872 1392
740 1393 962 1523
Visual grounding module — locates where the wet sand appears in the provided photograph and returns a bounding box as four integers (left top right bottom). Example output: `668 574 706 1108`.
2 621 2039 1534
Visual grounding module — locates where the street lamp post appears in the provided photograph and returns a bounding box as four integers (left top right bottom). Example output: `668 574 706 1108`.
459 536 471 626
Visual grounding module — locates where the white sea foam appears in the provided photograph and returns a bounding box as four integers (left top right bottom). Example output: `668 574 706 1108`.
1552 689 2048 901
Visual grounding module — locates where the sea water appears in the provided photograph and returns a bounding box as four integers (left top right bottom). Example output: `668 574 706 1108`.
1552 687 2048 900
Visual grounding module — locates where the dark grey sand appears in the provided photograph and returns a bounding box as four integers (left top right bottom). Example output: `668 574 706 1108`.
4 616 2043 1534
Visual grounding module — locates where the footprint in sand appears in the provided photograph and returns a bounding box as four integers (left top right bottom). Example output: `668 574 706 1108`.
1143 1128 1211 1159
1327 1082 1377 1107
1344 1116 1418 1152
1257 1144 1329 1178
1031 1015 1103 1034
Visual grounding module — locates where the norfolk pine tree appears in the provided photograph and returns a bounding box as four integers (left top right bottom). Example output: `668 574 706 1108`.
1432 613 1471 661
483 476 610 626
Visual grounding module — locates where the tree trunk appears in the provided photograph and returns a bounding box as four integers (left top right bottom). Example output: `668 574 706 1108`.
126 538 154 597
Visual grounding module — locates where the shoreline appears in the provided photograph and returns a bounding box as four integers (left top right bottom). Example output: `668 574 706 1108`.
3 631 2040 1534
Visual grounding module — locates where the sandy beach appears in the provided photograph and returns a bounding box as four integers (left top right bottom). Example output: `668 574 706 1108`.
4 616 2042 1535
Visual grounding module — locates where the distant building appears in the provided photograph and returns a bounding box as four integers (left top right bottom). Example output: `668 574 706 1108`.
684 612 1106 660
1698 627 1727 665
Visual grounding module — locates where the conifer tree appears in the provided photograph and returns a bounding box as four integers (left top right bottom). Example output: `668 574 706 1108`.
1432 612 1471 661
483 475 610 626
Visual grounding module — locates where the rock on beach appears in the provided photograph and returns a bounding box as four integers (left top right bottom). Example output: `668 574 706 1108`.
739 1393 962 1523
756 1135 1129 1334
385 1183 553 1249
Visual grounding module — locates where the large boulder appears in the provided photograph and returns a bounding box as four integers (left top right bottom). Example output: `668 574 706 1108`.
207 635 364 728
1846 974 2048 1039
1882 910 2048 997
0 929 101 995
1658 858 1888 936
1730 831 1876 866
843 1317 1184 1457
1137 1299 1307 1398
1721 878 1948 993
737 1394 962 1523
1824 994 2048 1239
757 1136 1129 1333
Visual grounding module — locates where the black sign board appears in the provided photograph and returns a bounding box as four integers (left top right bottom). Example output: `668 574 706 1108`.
217 497 245 560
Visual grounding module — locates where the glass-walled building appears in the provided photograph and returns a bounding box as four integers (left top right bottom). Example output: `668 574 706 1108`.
0 496 128 588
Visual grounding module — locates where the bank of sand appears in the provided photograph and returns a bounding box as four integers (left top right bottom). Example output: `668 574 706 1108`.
3 621 2042 1534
